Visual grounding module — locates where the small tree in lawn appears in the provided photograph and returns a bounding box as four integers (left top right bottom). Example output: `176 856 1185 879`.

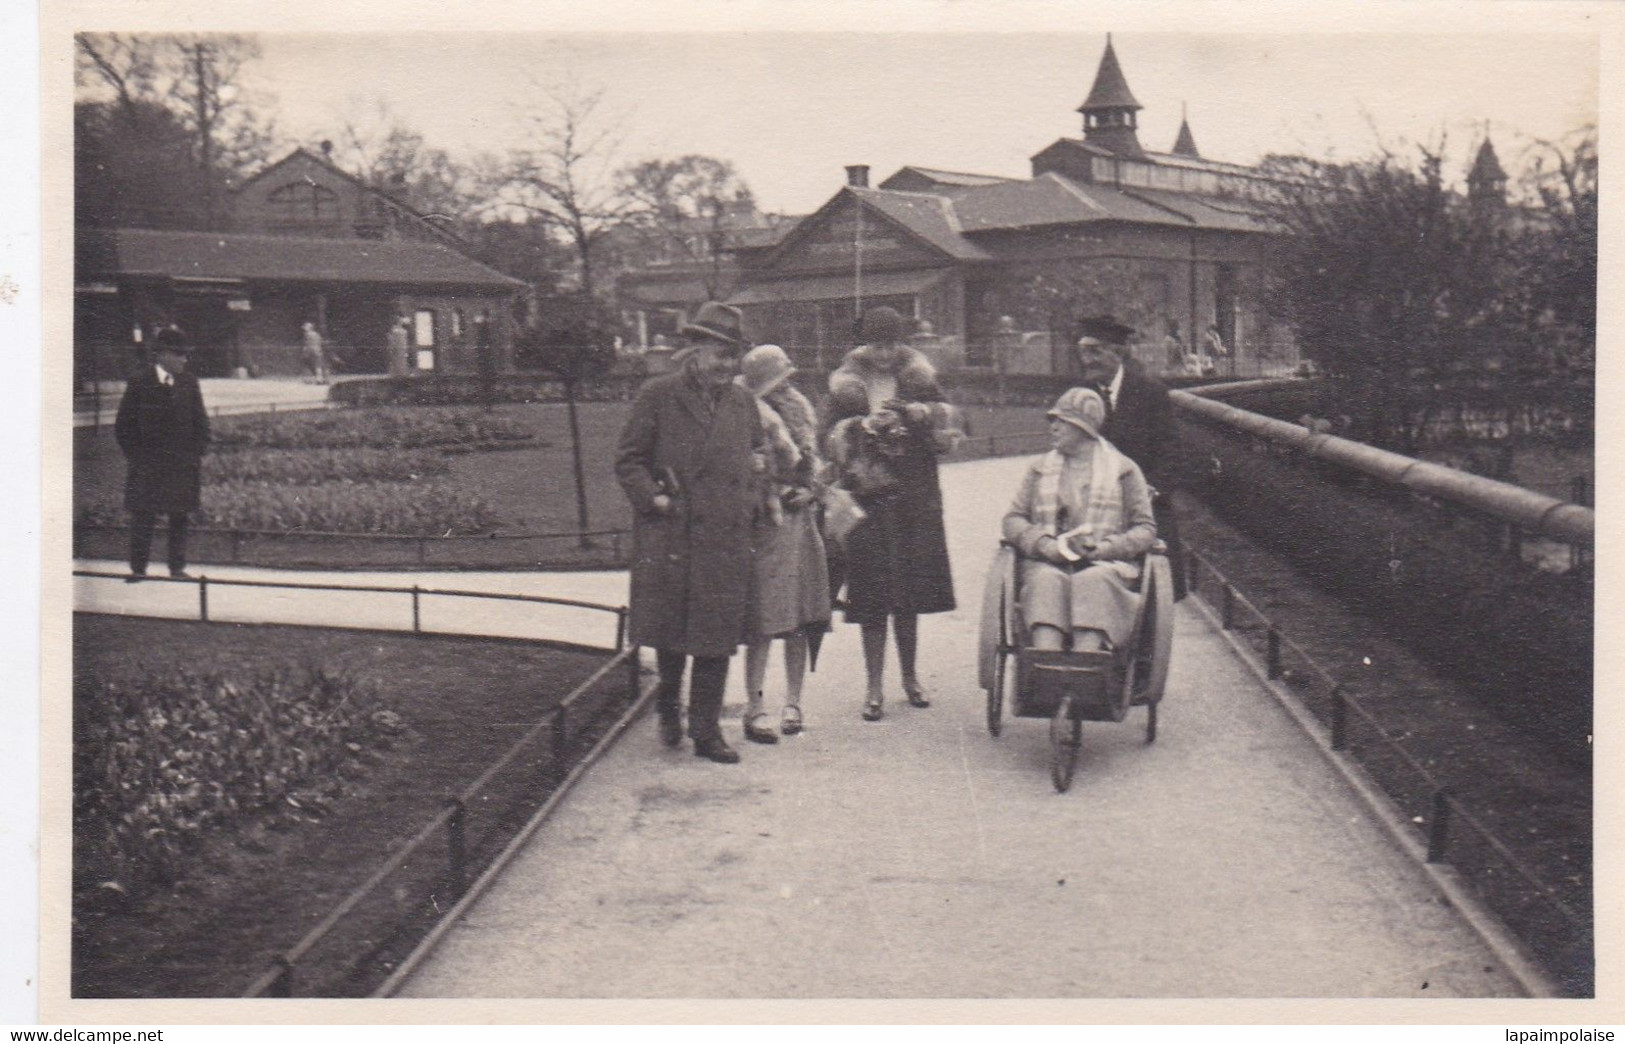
521 295 618 546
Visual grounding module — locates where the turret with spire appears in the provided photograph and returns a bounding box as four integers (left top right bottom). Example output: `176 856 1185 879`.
1171 103 1200 158
1078 34 1144 157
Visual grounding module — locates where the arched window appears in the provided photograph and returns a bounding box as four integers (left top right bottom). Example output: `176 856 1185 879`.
268 181 339 225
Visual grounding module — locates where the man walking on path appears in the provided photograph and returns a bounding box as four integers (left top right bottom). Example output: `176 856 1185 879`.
1074 336 1186 600
114 327 210 582
615 302 765 764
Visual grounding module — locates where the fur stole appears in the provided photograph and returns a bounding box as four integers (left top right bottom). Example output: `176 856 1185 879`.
827 344 942 421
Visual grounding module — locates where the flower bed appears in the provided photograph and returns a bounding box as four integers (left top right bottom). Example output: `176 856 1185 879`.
74 662 395 892
204 447 450 485
213 406 536 450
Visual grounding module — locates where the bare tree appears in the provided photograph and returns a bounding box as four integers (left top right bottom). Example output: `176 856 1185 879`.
489 81 635 300
618 155 755 297
318 99 477 225
162 34 278 227
75 33 162 112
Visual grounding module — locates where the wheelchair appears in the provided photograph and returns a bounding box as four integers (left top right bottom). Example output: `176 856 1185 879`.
977 540 1175 792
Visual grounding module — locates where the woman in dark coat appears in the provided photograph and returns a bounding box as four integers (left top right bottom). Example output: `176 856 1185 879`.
615 303 765 763
825 307 962 721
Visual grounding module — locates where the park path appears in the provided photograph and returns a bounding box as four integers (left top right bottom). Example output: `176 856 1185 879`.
381 456 1520 999
72 456 1524 997
75 376 341 429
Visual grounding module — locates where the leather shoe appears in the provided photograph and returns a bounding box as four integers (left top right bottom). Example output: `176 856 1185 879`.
744 714 779 745
657 713 683 748
169 570 194 580
693 737 741 764
124 573 146 584
862 696 884 722
904 684 931 709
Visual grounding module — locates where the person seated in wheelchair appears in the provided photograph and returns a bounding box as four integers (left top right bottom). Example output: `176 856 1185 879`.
1001 387 1157 654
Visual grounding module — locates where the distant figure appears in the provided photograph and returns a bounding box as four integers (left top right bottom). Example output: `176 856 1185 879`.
388 317 411 377
115 328 210 582
1162 320 1187 373
1203 324 1228 376
301 321 329 384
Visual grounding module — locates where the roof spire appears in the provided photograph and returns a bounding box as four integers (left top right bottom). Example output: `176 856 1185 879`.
1172 103 1200 158
1077 34 1144 156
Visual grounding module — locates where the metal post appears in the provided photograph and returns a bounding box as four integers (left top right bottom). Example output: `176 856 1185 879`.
1186 549 1199 598
411 585 421 633
1221 584 1235 630
198 576 209 622
1426 788 1454 863
446 798 467 893
1266 626 1282 679
614 609 628 651
230 529 242 564
417 536 427 565
1330 685 1348 751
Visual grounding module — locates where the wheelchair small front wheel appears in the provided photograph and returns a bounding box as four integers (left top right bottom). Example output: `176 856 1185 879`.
1050 695 1082 792
1145 700 1158 744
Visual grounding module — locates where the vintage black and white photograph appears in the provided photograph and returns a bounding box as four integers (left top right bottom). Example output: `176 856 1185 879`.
46 0 1604 1018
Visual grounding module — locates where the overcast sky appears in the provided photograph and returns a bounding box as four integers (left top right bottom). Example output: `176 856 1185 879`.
245 30 1598 215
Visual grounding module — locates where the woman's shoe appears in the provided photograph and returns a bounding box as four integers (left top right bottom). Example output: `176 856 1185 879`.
780 706 804 736
903 681 931 708
862 695 884 721
744 713 779 745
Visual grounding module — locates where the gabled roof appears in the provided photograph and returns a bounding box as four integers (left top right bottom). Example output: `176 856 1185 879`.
234 147 462 240
79 228 524 290
879 165 1018 191
849 187 992 261
952 173 1202 232
1079 36 1141 113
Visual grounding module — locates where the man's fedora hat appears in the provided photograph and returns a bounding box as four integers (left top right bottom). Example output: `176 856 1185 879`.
680 302 747 350
152 327 192 354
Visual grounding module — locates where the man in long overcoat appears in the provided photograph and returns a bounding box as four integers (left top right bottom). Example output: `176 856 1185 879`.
1074 336 1187 600
616 302 764 764
114 327 211 581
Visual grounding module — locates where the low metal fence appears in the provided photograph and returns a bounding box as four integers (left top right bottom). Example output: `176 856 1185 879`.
1185 548 1589 996
73 523 633 572
73 568 650 997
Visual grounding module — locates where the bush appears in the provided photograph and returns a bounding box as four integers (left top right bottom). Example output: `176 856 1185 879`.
74 663 394 890
79 480 499 536
204 447 450 485
213 407 537 450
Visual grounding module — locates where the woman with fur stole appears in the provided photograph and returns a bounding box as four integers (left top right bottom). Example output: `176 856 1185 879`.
825 307 962 721
737 345 832 742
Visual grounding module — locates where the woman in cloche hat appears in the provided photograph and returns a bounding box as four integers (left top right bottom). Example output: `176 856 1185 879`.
1000 387 1157 654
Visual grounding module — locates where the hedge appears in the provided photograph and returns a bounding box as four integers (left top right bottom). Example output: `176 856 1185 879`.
1176 411 1592 758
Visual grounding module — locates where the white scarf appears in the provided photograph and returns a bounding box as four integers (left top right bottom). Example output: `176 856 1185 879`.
1031 439 1124 545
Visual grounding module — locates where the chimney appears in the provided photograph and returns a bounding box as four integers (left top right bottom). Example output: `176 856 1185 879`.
845 164 870 189
320 139 334 161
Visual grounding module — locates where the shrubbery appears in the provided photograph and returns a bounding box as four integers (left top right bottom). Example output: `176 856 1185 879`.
79 481 499 535
74 663 399 891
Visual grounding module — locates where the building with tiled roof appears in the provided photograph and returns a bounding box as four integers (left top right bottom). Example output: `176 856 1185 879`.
75 145 523 382
730 36 1297 375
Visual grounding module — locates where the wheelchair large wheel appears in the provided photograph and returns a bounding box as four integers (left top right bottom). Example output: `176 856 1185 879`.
987 647 1008 738
1050 695 1083 792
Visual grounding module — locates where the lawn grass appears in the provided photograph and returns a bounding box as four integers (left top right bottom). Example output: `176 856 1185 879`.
72 613 625 998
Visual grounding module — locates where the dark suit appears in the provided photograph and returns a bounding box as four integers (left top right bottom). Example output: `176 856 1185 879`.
1099 362 1187 599
114 365 210 575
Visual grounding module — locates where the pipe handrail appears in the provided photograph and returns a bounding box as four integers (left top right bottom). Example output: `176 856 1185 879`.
1173 388 1594 547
